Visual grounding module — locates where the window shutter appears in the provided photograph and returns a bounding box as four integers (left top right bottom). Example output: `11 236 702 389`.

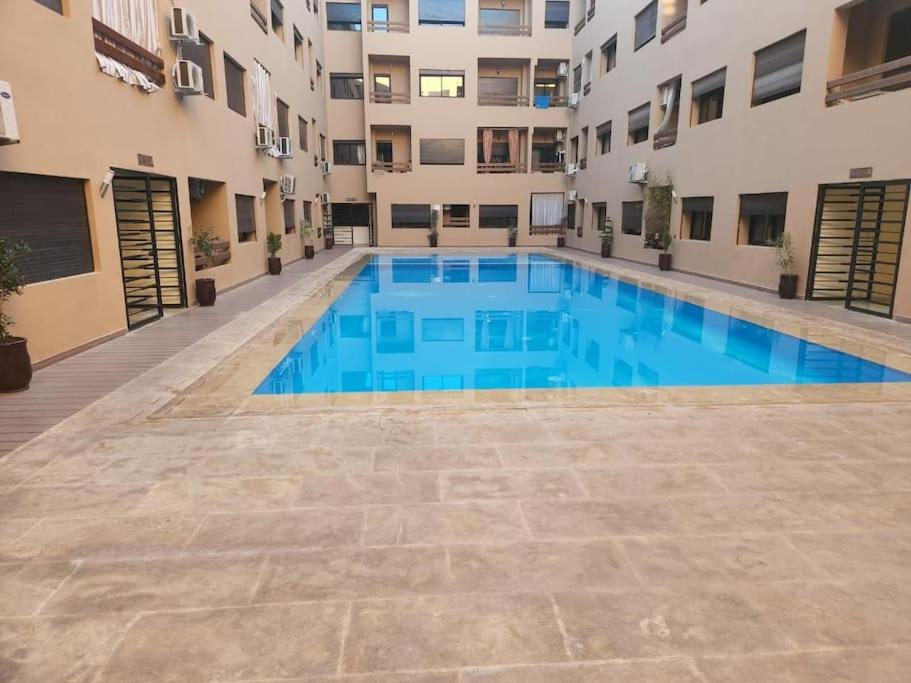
478 77 518 97
692 68 726 98
419 0 465 24
753 31 806 103
420 138 464 165
634 1 658 49
628 103 650 131
236 195 256 235
683 197 714 213
392 204 431 227
544 1 569 24
622 201 644 234
740 193 788 216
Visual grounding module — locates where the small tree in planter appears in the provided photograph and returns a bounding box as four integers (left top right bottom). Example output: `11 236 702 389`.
0 238 31 391
647 173 674 270
598 216 614 258
299 218 315 259
557 216 567 248
507 220 518 247
189 227 218 307
266 232 283 275
428 208 440 248
775 231 798 299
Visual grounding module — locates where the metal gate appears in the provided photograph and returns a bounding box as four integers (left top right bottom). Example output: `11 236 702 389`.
112 172 187 329
807 180 909 318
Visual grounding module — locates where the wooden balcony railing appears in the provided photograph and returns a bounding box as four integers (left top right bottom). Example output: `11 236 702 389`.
250 2 268 32
477 94 530 106
530 225 565 235
478 23 532 36
531 162 565 173
443 217 471 227
661 13 687 43
574 17 586 35
92 19 165 86
826 56 911 105
366 20 410 32
369 91 411 104
587 5 595 20
583 82 592 95
477 162 527 173
548 95 570 107
372 161 412 173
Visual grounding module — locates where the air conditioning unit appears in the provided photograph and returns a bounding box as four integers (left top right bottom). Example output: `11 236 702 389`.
169 7 200 44
173 59 204 96
276 136 293 158
567 190 578 201
557 62 569 78
0 81 19 145
555 129 565 142
318 191 330 203
629 162 649 184
568 93 581 108
566 163 578 176
321 161 332 175
280 175 297 195
255 124 274 149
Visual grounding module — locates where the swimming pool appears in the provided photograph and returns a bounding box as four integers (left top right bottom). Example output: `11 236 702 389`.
254 254 911 395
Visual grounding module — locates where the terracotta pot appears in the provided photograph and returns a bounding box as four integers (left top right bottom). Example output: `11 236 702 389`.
0 337 32 392
658 253 672 271
601 243 611 258
304 245 315 259
557 237 566 248
508 235 517 247
268 257 282 275
195 278 216 306
779 273 799 300
324 236 334 249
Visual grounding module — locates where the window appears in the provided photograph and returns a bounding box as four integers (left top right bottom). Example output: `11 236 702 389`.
622 201 644 235
371 4 389 29
276 98 290 138
478 76 519 101
235 194 257 242
271 0 284 38
224 54 246 116
544 0 569 28
443 204 470 227
596 121 611 154
392 204 431 228
329 73 364 99
419 0 465 26
583 51 593 86
692 68 725 124
477 137 509 163
319 134 327 160
293 28 304 65
752 31 806 106
326 2 361 30
333 140 366 165
479 204 519 228
373 74 391 94
375 140 393 162
572 65 582 93
302 200 312 226
251 1 268 31
530 193 565 228
298 117 309 151
283 199 296 235
182 34 214 99
594 203 607 236
315 61 323 90
654 75 682 148
480 8 520 29
682 197 713 241
331 203 371 226
600 35 617 74
628 103 650 144
33 0 64 13
0 172 94 284
419 71 464 97
740 193 788 245
634 1 658 50
420 138 464 165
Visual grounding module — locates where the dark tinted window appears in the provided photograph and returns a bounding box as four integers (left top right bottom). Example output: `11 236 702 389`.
224 54 246 116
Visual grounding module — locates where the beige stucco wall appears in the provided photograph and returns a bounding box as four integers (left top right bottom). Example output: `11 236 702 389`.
0 0 328 363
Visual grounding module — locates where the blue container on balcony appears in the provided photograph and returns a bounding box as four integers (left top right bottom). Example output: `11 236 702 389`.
534 95 551 109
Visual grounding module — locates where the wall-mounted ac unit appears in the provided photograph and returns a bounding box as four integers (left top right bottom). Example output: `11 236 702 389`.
555 129 565 141
0 81 19 145
173 60 204 96
568 93 580 108
280 175 296 195
566 163 578 176
321 161 332 175
557 62 569 78
567 190 578 201
255 124 274 149
276 136 293 158
169 7 200 44
318 191 330 203
629 162 649 184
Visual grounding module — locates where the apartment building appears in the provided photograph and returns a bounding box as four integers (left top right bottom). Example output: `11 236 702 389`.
0 0 329 364
1 0 910 367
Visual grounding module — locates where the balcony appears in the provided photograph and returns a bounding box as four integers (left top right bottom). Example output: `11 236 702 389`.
574 17 586 35
372 161 412 173
531 129 566 172
827 56 911 104
371 125 411 174
478 162 527 173
477 128 528 174
370 91 411 104
478 0 531 36
478 58 531 107
366 20 410 32
478 94 530 106
92 18 165 87
369 55 411 105
366 0 410 32
660 0 687 42
531 161 564 173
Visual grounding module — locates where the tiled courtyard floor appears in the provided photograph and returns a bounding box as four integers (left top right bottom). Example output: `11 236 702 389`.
2 249 911 681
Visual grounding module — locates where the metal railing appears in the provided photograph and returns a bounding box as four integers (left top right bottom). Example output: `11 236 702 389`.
574 17 586 35
826 56 911 105
478 23 532 36
369 91 411 104
661 13 687 42
477 162 527 173
530 226 565 235
531 162 565 173
478 94 530 106
443 217 471 227
372 161 413 173
366 20 410 32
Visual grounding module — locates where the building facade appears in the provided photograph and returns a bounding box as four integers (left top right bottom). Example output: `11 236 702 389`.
1 0 910 366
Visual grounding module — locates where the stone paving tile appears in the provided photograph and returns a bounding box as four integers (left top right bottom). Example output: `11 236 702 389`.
134 477 302 514
707 462 871 494
19 456 113 486
0 561 75 616
435 421 550 445
361 507 404 546
522 499 684 538
697 647 911 682
785 531 911 577
440 470 583 502
193 448 376 477
342 593 568 673
41 555 264 615
460 659 703 682
577 465 727 497
190 509 365 552
835 462 911 489
97 603 346 682
0 484 152 519
295 473 440 507
398 502 528 545
495 442 626 469
89 454 203 483
263 674 457 683
374 445 501 471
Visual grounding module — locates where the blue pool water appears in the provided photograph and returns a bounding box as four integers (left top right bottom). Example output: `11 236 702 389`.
254 254 911 395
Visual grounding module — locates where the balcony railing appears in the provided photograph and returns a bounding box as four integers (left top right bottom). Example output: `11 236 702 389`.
661 13 687 42
250 2 268 32
587 4 595 20
478 94 530 106
574 17 586 35
477 162 527 173
366 20 410 32
579 158 588 170
478 23 532 36
372 161 413 173
531 161 565 173
530 225 564 235
92 19 165 86
583 82 591 95
826 56 911 106
369 91 411 104
443 216 471 227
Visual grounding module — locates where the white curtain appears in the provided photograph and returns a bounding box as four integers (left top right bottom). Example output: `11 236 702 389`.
92 0 161 93
531 193 565 226
252 60 282 157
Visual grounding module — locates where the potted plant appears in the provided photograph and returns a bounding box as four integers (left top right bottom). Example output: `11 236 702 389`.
428 208 439 247
507 220 518 247
658 229 673 271
299 218 315 259
775 231 798 299
646 174 674 271
267 232 283 275
598 216 614 258
324 225 334 250
557 217 567 248
0 238 31 392
189 227 218 307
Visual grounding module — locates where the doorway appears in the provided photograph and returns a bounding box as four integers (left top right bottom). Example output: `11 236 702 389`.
807 180 910 318
111 171 187 329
